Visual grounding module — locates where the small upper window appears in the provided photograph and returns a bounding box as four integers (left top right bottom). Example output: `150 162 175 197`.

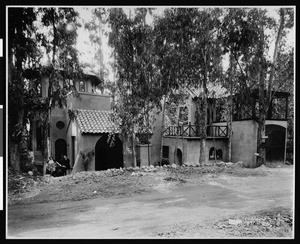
36 83 42 97
178 106 188 125
56 121 65 130
79 81 85 92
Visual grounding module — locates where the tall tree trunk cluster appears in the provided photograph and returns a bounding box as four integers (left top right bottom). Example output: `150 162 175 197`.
256 8 285 167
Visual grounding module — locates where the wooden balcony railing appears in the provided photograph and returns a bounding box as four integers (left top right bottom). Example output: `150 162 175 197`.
163 123 228 138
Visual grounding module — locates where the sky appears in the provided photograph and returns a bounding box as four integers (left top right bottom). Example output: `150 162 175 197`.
74 7 295 83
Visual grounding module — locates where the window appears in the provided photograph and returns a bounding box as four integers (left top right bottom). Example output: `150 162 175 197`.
36 83 42 97
79 81 85 92
56 121 65 130
209 147 216 160
178 106 188 125
209 147 223 160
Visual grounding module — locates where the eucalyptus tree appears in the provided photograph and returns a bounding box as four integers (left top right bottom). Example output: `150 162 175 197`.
8 7 40 171
154 8 224 165
219 7 293 166
84 8 107 85
8 7 82 171
34 7 81 159
107 8 161 166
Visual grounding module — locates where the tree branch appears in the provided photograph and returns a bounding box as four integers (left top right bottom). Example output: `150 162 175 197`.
265 8 285 112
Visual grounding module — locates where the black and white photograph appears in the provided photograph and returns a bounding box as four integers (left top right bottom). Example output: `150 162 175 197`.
4 5 295 239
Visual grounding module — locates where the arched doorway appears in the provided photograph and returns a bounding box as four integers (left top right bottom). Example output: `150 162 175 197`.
176 148 183 166
55 138 67 162
265 125 286 161
209 147 215 160
95 134 123 170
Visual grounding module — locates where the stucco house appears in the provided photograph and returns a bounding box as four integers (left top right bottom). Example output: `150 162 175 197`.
161 84 290 167
30 70 126 173
30 69 290 173
30 70 166 173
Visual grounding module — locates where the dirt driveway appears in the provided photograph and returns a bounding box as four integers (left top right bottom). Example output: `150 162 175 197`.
7 165 294 238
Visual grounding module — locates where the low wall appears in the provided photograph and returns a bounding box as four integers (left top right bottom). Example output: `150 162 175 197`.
163 136 228 165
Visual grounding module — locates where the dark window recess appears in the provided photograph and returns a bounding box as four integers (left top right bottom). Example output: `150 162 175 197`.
209 147 215 160
56 121 65 130
216 149 223 159
178 106 188 125
209 147 223 160
162 146 169 159
136 133 150 144
79 81 85 92
37 83 42 97
36 125 43 150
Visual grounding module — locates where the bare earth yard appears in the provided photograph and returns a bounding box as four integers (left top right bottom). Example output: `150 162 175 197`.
7 163 294 239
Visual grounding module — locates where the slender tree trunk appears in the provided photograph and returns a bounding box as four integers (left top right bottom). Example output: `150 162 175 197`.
147 104 151 166
174 121 179 165
9 110 24 171
159 95 167 166
257 9 266 167
132 130 137 167
267 8 285 107
199 48 208 165
8 23 24 171
228 53 234 162
199 92 208 165
213 125 216 164
257 8 285 167
46 9 57 160
9 144 21 171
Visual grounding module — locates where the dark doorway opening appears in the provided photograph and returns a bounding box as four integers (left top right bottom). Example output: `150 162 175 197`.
209 147 215 160
95 134 123 171
216 149 223 160
266 125 286 161
55 138 67 162
176 148 183 166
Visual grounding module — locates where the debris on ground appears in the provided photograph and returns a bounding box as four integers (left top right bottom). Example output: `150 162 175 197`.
213 207 293 237
163 176 186 183
8 169 49 195
8 162 290 206
228 219 242 226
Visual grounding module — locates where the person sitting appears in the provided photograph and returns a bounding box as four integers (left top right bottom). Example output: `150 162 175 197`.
61 155 71 175
46 157 66 177
46 157 57 176
55 159 66 177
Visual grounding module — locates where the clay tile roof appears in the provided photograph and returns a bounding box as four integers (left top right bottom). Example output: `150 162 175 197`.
75 109 120 134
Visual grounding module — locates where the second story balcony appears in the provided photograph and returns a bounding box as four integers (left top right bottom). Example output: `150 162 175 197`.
163 122 228 139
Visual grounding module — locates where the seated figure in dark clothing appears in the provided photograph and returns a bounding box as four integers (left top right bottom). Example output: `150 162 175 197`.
61 155 71 175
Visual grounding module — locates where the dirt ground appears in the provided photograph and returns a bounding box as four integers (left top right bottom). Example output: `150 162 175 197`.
7 163 294 239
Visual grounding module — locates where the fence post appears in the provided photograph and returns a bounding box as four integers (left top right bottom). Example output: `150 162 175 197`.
188 122 191 137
